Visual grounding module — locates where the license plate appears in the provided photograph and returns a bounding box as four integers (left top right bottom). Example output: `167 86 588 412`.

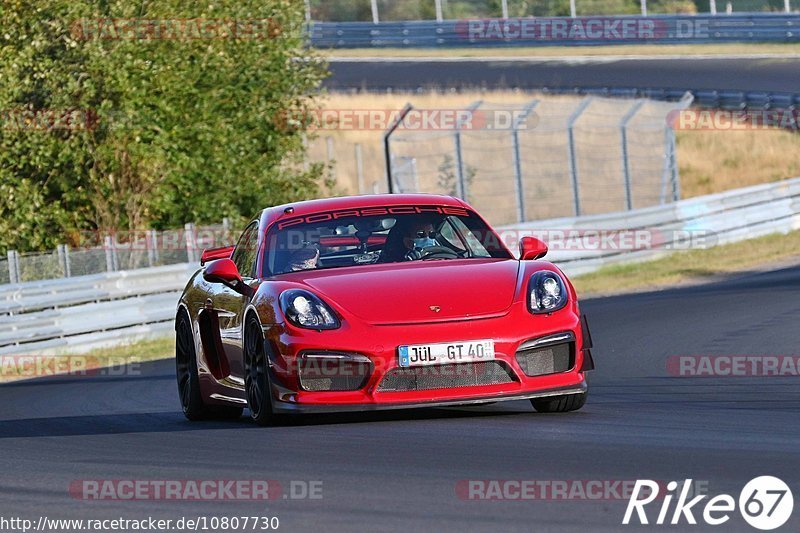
398 340 495 368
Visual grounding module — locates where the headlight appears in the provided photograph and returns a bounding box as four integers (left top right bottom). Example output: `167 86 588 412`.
528 271 568 314
280 290 340 330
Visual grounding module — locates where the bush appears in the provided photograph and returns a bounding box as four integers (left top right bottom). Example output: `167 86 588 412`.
0 0 328 252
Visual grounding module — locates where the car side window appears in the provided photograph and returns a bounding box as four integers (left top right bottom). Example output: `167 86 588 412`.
438 219 468 253
231 222 259 278
448 217 492 257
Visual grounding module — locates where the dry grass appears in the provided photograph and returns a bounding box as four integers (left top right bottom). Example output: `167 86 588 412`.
312 90 800 204
573 230 800 296
677 129 800 197
322 43 800 58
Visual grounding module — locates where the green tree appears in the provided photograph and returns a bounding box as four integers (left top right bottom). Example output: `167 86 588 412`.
0 0 328 252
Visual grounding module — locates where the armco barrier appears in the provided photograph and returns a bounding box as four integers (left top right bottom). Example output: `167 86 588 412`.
0 264 196 355
502 176 800 276
3 177 800 354
538 87 800 113
309 14 800 48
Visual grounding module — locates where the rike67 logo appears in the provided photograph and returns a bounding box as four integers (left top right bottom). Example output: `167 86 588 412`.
623 477 793 530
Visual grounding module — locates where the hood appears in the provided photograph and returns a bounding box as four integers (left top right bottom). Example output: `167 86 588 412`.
292 259 520 325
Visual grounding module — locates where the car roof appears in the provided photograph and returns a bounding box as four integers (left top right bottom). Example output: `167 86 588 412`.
261 194 469 225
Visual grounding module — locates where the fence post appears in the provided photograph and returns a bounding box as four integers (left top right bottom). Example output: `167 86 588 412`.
786 0 791 13
146 230 155 267
569 0 577 17
185 223 197 264
567 97 593 217
8 250 19 284
640 0 648 16
104 235 115 272
148 229 160 266
370 0 379 23
453 132 466 199
57 244 71 278
355 143 365 194
511 99 540 223
383 103 413 194
710 0 717 14
660 127 681 204
453 100 482 201
620 100 646 211
435 0 444 22
501 0 509 18
669 129 681 202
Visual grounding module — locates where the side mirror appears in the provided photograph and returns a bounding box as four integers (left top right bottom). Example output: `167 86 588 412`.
203 258 243 286
519 237 548 260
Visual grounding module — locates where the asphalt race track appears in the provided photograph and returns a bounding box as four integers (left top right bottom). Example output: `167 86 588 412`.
325 56 800 94
1 265 799 532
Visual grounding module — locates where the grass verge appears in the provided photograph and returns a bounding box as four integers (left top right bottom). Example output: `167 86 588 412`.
573 230 800 296
322 43 800 58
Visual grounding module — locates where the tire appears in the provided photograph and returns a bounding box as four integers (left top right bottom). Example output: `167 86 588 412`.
176 310 243 421
243 314 278 426
531 392 587 413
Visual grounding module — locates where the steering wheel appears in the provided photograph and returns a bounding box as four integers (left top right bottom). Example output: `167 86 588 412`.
417 246 461 260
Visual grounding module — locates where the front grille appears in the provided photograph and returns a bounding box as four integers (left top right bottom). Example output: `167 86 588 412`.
377 361 515 392
515 342 573 377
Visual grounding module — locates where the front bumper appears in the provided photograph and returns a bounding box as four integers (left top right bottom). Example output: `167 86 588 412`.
263 306 592 413
270 382 587 414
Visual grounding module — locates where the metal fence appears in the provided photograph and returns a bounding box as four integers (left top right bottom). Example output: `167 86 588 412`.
383 94 692 226
310 14 800 47
3 221 235 286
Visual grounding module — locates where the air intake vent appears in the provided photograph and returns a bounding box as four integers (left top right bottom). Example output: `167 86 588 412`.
299 353 372 392
516 342 573 377
377 361 515 392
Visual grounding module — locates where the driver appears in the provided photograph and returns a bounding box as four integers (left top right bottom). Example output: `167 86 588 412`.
403 221 437 261
287 244 320 272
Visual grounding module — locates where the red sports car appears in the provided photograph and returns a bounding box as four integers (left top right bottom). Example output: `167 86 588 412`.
175 194 594 425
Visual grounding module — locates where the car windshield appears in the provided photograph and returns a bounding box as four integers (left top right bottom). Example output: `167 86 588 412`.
264 206 512 276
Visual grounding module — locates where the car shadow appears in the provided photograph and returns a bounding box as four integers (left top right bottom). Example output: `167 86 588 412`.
0 404 546 439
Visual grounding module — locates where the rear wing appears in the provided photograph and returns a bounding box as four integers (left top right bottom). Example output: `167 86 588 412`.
200 245 234 266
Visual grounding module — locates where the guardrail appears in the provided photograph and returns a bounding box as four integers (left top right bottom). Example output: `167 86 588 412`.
538 87 800 113
309 14 800 48
503 176 800 276
3 177 800 354
0 264 195 355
